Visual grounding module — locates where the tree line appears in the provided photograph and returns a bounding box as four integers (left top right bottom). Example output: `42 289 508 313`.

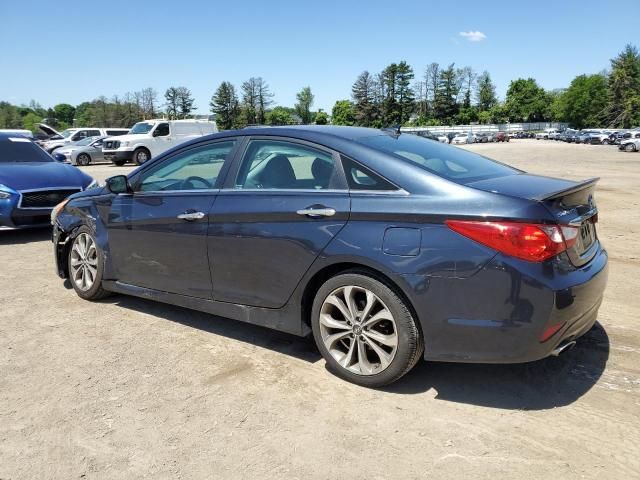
1 44 638 133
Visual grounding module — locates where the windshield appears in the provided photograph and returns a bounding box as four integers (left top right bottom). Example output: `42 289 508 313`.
130 122 154 134
359 134 519 184
60 129 76 138
0 137 54 162
75 137 96 146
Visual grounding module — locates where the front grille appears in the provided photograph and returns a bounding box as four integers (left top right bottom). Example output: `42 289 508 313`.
20 189 81 208
104 140 120 150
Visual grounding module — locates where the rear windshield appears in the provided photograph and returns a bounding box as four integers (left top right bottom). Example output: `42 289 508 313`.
359 134 519 184
0 138 53 162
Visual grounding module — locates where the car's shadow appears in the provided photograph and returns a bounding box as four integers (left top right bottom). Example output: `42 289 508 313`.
0 227 51 245
104 294 608 410
383 322 610 410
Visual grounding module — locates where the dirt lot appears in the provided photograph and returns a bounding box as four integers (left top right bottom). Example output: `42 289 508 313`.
1 140 638 479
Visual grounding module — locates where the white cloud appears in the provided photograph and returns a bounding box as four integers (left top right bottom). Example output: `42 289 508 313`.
459 31 487 42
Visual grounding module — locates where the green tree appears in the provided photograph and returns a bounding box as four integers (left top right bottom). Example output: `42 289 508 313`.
503 78 549 122
266 106 294 125
476 71 497 111
53 103 75 125
241 77 259 125
351 70 377 126
604 44 640 128
22 112 43 132
210 81 240 130
331 100 355 126
295 86 314 124
0 102 22 128
176 87 196 118
433 63 459 123
164 87 180 119
553 74 608 128
315 110 328 125
395 61 415 125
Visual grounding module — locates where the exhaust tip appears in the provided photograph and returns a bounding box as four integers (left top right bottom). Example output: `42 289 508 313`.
550 340 577 357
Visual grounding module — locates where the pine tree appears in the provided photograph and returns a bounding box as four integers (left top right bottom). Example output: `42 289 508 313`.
395 61 415 124
210 82 239 130
164 87 180 119
351 71 377 126
176 87 195 118
604 44 640 128
476 71 497 111
433 64 459 123
295 87 314 124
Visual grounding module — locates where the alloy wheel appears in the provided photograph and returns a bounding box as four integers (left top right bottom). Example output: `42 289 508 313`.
70 233 98 291
319 285 398 375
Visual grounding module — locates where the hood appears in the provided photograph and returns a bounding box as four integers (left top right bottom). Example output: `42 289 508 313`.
0 162 93 191
37 123 62 137
109 133 145 143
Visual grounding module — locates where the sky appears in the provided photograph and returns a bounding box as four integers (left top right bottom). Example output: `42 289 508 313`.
0 0 637 115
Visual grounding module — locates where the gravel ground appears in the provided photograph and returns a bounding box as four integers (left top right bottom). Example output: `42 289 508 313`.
0 140 638 479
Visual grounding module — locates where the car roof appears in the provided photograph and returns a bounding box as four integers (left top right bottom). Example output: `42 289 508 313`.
233 125 387 141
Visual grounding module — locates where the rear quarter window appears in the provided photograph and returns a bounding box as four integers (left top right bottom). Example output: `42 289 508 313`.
358 134 519 184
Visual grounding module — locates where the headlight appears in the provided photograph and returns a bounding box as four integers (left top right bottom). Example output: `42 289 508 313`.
85 179 100 190
0 184 14 199
121 141 129 147
51 199 70 224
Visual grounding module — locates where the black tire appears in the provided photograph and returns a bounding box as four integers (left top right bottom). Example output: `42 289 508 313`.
112 159 126 166
625 143 636 152
67 226 111 301
133 148 151 165
76 153 91 166
311 271 424 388
602 139 610 145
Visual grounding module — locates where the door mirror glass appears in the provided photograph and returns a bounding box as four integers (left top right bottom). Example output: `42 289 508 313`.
106 175 131 194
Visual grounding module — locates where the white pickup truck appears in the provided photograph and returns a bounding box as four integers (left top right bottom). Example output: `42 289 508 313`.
102 119 218 165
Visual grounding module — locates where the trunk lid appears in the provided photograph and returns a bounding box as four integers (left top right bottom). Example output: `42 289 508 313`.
469 173 600 266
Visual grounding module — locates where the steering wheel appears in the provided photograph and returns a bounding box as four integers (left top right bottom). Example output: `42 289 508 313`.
181 176 213 189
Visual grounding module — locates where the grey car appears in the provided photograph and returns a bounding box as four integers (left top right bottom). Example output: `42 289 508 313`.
53 136 107 166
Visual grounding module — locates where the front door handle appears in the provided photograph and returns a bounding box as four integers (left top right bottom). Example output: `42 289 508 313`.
296 207 336 218
177 211 205 221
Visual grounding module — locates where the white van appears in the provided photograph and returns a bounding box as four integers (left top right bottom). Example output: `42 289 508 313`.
38 124 130 153
102 119 218 165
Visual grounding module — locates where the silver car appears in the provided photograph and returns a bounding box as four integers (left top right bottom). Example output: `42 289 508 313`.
53 136 107 166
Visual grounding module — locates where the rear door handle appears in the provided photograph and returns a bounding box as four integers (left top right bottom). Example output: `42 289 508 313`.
177 211 205 221
296 207 336 218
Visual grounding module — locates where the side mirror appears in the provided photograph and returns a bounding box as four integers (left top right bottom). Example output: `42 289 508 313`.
106 175 132 194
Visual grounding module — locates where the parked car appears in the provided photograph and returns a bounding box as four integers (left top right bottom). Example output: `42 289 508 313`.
495 132 510 142
619 133 640 152
53 136 108 166
0 133 96 228
39 124 129 153
451 132 473 144
51 126 608 387
0 129 33 138
474 132 489 143
102 119 218 166
577 131 595 144
589 131 614 145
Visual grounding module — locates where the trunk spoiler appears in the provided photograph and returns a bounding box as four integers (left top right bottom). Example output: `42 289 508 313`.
531 177 600 201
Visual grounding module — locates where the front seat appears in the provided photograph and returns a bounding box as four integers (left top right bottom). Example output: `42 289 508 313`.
259 154 296 189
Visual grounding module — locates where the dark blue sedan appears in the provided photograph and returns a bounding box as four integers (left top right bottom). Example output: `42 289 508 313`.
51 126 608 387
0 133 96 228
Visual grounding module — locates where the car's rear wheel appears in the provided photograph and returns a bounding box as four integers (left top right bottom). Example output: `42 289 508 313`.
311 272 423 387
68 226 110 300
76 153 91 166
602 139 609 145
133 148 151 165
625 143 636 152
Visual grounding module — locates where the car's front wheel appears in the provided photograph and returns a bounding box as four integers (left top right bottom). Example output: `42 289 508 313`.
133 148 151 165
76 153 91 166
311 272 423 387
68 226 110 300
625 143 636 152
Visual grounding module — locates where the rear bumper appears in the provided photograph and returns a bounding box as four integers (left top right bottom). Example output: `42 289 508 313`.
405 246 608 364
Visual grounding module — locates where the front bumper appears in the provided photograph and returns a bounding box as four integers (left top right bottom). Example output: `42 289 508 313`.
1 196 53 228
405 246 608 364
103 150 134 163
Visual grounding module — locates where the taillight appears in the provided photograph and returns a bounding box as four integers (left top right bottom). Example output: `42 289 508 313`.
446 220 579 262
